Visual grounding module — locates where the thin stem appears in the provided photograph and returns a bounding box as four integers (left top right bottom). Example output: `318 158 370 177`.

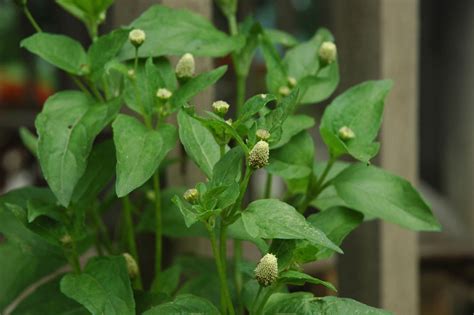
251 286 263 314
69 237 81 274
228 14 238 36
88 80 105 102
255 284 279 315
90 205 113 254
122 196 143 289
233 239 243 314
134 47 139 72
264 173 273 199
228 166 253 218
236 74 246 115
152 173 163 282
208 226 235 315
23 6 42 33
220 144 226 158
70 76 93 97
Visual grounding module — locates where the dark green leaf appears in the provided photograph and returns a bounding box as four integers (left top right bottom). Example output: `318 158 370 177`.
121 5 243 59
151 265 181 295
320 80 392 162
264 293 391 315
171 66 227 108
279 270 337 292
267 131 314 180
260 32 287 95
19 127 38 157
263 89 299 143
142 294 219 315
332 163 441 231
36 91 121 206
177 110 220 178
21 33 88 75
134 291 170 315
113 114 164 197
11 278 88 315
237 93 276 124
270 114 315 149
88 28 130 82
294 207 363 262
27 199 63 223
235 20 262 76
240 199 341 253
56 0 113 25
171 195 199 228
299 61 339 104
210 147 243 188
60 256 135 315
265 29 298 47
228 219 269 253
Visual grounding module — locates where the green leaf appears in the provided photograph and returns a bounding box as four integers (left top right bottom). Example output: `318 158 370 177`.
332 163 441 231
56 0 113 25
113 114 165 197
228 219 269 253
237 93 277 124
143 294 219 315
19 127 38 157
260 32 287 95
21 33 88 75
88 28 130 82
153 57 178 91
294 207 363 263
151 265 181 295
121 5 244 59
265 29 298 47
171 66 227 108
263 293 391 315
71 140 115 204
60 256 135 315
320 80 393 163
177 110 220 178
279 270 337 292
27 199 63 223
298 61 339 104
11 278 88 315
210 147 243 188
267 130 314 180
263 89 299 143
234 19 262 76
134 291 170 315
240 199 341 253
171 195 199 228
270 114 315 149
36 91 121 206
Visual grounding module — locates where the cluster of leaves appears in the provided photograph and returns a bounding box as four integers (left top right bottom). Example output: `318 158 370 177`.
0 0 440 314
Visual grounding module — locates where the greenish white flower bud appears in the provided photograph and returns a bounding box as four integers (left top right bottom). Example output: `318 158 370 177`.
225 119 233 126
176 53 195 79
287 76 297 87
249 140 269 169
278 86 291 97
212 100 230 116
260 94 267 99
338 126 355 141
256 129 270 141
129 29 146 47
122 253 139 279
183 188 199 204
127 69 136 79
156 88 172 100
255 253 278 287
319 41 337 64
60 234 72 246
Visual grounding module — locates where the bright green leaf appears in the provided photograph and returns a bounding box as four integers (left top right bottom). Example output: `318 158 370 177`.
143 294 219 315
237 93 276 124
279 270 337 292
19 127 38 157
35 91 121 206
270 114 315 149
21 33 88 75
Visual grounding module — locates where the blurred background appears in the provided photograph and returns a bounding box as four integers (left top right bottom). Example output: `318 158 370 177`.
0 0 472 314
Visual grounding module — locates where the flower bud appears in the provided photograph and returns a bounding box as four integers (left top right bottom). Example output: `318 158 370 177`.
256 129 270 141
156 88 172 100
338 126 355 141
183 188 199 204
176 53 195 79
255 253 278 287
122 253 139 279
319 41 337 64
225 119 233 126
278 86 291 97
212 100 230 116
60 234 72 246
287 76 297 87
260 94 267 99
129 29 146 48
249 140 269 169
127 69 136 80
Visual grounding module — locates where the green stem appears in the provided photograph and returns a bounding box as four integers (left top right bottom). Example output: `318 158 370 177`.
209 226 235 315
264 173 273 199
236 74 246 115
23 6 42 32
122 196 143 289
228 14 238 36
90 205 113 254
220 144 226 158
69 237 81 274
152 173 163 282
70 76 93 97
255 284 279 315
88 80 105 102
229 166 253 218
251 286 263 314
134 47 139 72
233 239 243 314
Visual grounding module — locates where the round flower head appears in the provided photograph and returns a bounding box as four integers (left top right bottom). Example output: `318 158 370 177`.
256 129 270 141
122 253 139 279
249 140 269 169
255 253 278 287
129 29 146 47
212 100 230 116
176 53 195 79
183 188 199 204
338 126 355 141
287 76 297 87
319 41 337 64
156 88 172 100
278 86 291 97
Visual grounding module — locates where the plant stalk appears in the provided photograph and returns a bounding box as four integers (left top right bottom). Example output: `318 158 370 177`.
264 173 273 199
122 196 143 289
23 6 42 33
152 173 163 282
